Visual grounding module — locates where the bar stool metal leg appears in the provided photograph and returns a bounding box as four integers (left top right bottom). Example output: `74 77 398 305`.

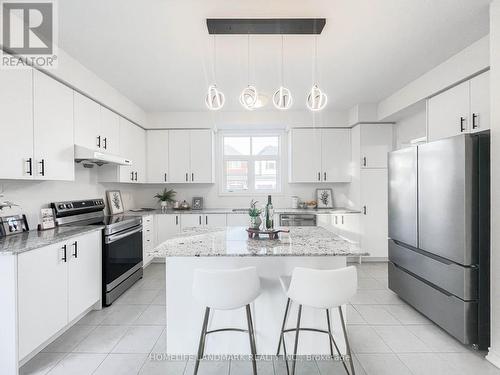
246 305 258 375
277 298 291 356
338 306 356 375
291 304 302 375
194 307 210 375
325 309 335 358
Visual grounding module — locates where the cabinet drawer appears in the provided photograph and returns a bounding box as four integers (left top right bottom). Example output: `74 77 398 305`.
389 240 477 300
388 262 477 345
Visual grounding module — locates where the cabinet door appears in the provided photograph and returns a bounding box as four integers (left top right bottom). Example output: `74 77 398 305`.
470 71 490 133
18 242 68 359
321 129 351 182
147 130 169 183
118 118 138 183
204 214 226 227
360 124 393 169
74 92 101 151
360 169 388 258
316 214 333 232
190 130 214 183
341 214 360 244
227 214 250 226
0 67 33 179
134 125 146 183
100 107 120 155
143 215 155 266
182 214 203 228
427 81 470 142
168 130 191 183
33 70 74 181
289 129 321 182
155 214 181 244
68 232 101 321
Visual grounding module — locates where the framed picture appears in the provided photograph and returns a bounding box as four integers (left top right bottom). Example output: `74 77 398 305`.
192 197 204 210
40 208 56 230
316 188 333 209
106 190 124 215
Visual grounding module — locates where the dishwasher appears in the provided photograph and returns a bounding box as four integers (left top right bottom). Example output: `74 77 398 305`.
279 213 316 226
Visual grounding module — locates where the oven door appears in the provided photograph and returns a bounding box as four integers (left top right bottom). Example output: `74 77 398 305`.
103 225 143 292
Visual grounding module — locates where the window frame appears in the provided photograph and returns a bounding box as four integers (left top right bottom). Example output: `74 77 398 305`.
218 130 283 196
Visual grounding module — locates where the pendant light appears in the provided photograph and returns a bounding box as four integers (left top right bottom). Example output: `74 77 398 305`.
205 36 225 111
239 34 259 110
273 35 293 110
306 36 327 111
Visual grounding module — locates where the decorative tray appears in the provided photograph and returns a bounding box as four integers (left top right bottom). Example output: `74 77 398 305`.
246 228 290 240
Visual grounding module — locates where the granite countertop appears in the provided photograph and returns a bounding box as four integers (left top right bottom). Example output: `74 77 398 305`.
124 207 361 216
0 226 104 255
150 226 367 257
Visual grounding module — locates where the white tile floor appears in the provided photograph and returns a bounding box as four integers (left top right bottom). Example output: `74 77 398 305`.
20 262 500 375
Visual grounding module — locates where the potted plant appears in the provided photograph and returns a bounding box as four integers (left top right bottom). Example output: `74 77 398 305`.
248 200 262 229
154 188 176 212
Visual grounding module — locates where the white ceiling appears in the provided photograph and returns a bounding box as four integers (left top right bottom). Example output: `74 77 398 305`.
58 0 490 112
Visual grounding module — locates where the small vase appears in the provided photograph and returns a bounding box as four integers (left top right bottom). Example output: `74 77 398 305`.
250 216 262 229
160 201 168 213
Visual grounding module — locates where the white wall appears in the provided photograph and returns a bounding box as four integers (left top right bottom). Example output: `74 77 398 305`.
394 107 427 149
486 0 500 369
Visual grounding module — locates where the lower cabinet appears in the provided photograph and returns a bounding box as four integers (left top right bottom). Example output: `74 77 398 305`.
143 215 155 267
155 214 181 245
17 231 101 360
180 213 227 228
317 213 360 244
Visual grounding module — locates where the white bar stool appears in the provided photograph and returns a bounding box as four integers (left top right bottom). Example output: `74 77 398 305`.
192 267 261 375
276 266 357 375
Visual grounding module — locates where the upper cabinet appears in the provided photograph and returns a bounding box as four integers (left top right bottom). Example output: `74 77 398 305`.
0 68 34 179
118 118 146 183
147 130 169 183
357 123 394 169
289 128 351 183
428 71 490 141
74 93 120 155
168 129 214 183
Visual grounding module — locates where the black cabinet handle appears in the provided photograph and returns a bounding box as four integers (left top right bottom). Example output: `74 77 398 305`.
335 216 338 225
199 215 202 225
363 157 367 167
135 172 138 181
341 216 344 225
318 172 321 181
460 117 466 132
175 216 179 225
472 113 478 129
72 241 78 258
185 173 188 182
192 173 194 182
62 244 67 262
26 158 32 176
363 206 367 215
324 172 327 181
97 135 101 148
39 159 45 176
205 216 208 225
131 171 134 181
164 173 167 182
103 137 107 149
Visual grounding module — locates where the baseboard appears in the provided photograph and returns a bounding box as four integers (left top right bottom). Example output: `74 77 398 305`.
486 349 500 368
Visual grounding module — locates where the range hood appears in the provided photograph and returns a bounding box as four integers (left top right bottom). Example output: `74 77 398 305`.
74 145 132 167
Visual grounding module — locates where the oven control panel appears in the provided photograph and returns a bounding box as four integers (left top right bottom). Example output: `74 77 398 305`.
51 199 105 217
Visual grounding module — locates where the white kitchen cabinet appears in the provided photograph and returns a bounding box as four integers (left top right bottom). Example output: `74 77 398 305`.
168 130 214 183
359 169 388 258
0 67 34 179
289 128 321 183
33 70 75 181
156 214 181 245
358 123 394 169
427 71 490 141
470 71 490 134
74 92 101 151
428 80 469 141
227 213 250 227
322 129 351 182
289 128 351 183
18 242 69 359
204 214 227 227
68 232 101 321
100 107 120 155
180 213 226 228
143 215 155 266
316 214 333 231
147 130 169 183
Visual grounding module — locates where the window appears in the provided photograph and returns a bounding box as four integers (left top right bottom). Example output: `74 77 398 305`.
221 134 281 194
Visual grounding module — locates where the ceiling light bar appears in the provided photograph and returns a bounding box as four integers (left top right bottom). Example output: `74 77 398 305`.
207 18 326 35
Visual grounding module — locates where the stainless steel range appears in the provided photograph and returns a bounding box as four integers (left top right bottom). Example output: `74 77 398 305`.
51 199 143 306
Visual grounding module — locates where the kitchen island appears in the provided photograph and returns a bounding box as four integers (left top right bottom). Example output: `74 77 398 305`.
151 226 367 356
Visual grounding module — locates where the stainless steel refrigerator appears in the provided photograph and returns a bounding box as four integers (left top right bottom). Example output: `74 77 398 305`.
388 133 490 350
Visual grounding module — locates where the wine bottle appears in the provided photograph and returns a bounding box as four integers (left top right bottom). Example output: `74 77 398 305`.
265 195 274 230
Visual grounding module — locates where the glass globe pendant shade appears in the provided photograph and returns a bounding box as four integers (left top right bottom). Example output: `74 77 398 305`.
239 85 258 110
272 86 293 110
306 84 327 111
205 85 225 111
